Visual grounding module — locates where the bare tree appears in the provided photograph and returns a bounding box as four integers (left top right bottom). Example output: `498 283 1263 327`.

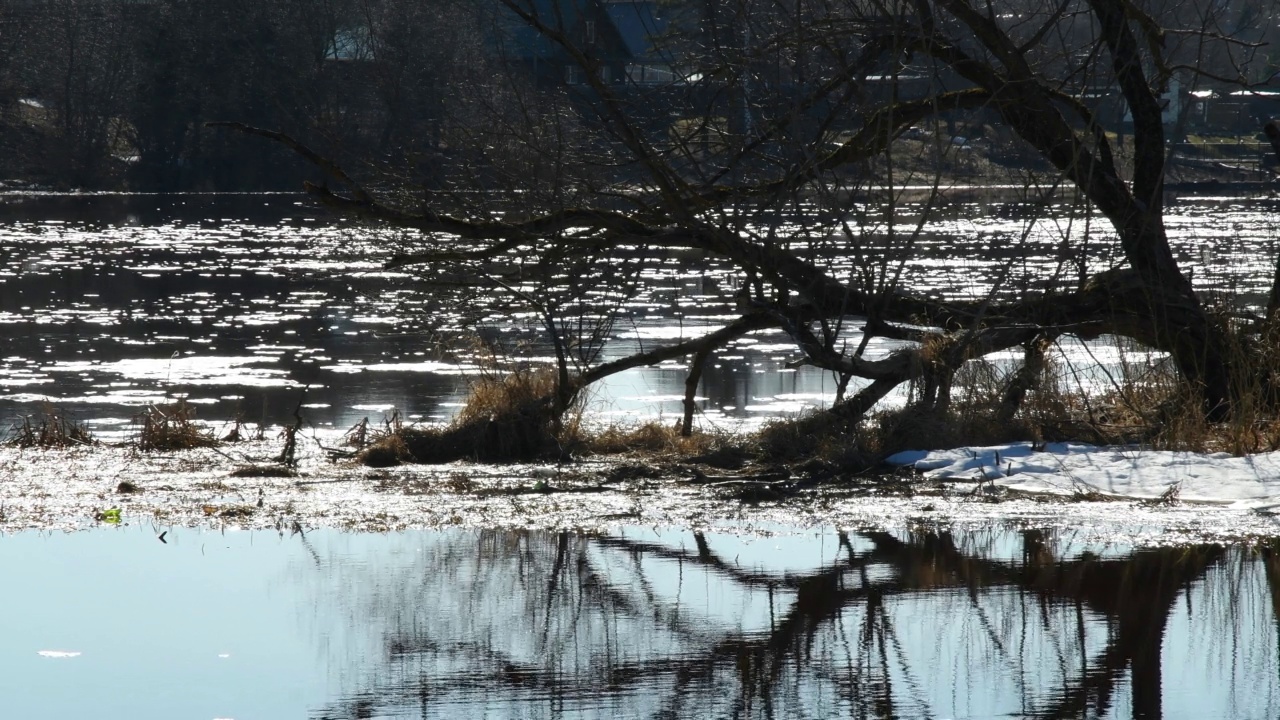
224 0 1279 457
14 0 139 187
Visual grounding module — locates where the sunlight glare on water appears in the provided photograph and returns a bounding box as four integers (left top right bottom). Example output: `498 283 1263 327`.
0 192 1274 434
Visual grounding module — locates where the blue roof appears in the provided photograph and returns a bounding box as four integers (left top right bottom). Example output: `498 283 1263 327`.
604 1 668 60
498 0 591 61
494 0 669 63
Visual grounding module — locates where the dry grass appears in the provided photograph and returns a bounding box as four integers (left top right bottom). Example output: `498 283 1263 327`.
133 400 218 452
1020 307 1280 455
900 308 1280 456
750 357 1038 468
1201 307 1280 454
5 406 96 448
356 307 1280 470
454 370 562 425
581 420 726 456
361 433 410 467
872 405 1035 456
754 411 885 471
359 369 571 466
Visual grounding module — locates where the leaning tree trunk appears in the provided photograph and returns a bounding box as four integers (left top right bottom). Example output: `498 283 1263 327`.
1092 0 1232 420
932 0 1236 420
1117 215 1233 421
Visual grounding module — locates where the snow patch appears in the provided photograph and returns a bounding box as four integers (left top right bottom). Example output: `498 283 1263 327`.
888 442 1280 509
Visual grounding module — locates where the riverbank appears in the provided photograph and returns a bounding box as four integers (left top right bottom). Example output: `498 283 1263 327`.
5 434 1280 546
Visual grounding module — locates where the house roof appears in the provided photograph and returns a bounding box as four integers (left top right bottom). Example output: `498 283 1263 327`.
496 0 669 64
603 1 668 61
498 0 591 61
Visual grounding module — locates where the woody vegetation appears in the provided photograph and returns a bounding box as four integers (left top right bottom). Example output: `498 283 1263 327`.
220 0 1280 467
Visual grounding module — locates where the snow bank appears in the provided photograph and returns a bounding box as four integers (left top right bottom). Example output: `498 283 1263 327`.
885 442 1280 510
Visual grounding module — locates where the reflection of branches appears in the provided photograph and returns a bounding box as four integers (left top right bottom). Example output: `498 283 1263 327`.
1027 546 1225 719
539 532 568 651
594 533 836 589
308 528 1245 719
857 529 1227 719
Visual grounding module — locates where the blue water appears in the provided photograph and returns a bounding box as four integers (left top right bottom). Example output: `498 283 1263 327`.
0 525 1275 719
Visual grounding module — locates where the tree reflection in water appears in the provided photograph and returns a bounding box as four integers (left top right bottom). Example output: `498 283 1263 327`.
310 529 1278 719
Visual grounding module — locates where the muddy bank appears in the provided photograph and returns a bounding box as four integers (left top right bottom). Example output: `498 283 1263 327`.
0 432 1276 546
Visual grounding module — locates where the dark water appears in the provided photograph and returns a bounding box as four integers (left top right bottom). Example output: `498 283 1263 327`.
3 525 1276 719
0 191 1275 437
0 193 877 435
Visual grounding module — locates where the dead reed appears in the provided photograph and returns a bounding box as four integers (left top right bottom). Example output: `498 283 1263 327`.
359 369 571 466
133 400 218 451
581 420 725 457
5 405 95 448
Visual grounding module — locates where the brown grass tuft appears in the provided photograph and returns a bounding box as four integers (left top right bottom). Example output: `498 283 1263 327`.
755 411 873 468
133 400 218 452
359 369 571 466
6 405 96 448
582 420 724 456
359 433 410 467
454 370 561 425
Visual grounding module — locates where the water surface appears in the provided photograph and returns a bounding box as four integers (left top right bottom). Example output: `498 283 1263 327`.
0 192 1275 437
3 525 1277 719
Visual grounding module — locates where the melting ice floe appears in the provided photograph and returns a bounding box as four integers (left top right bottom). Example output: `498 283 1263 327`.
887 442 1280 510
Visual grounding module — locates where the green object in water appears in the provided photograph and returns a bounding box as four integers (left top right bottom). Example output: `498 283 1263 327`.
100 508 121 524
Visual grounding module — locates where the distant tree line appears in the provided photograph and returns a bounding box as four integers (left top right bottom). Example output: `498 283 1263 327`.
0 0 497 190
4 0 1280 191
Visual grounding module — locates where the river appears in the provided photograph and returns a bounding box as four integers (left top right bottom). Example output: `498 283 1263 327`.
4 525 1277 719
4 190 1280 718
0 190 1274 440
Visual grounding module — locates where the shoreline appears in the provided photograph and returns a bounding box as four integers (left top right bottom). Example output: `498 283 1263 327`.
4 438 1279 547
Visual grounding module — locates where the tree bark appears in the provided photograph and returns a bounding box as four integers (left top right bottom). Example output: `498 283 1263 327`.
682 347 711 437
